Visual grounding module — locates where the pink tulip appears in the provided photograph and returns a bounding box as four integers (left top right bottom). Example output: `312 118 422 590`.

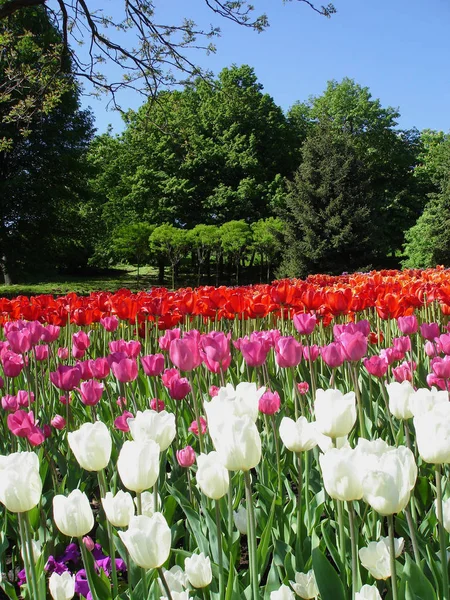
426 373 447 390
439 334 450 355
114 410 134 432
72 330 90 352
431 356 450 379
189 417 207 436
393 336 411 355
50 365 82 391
397 315 418 335
334 320 371 339
275 336 302 368
150 398 165 411
79 380 104 406
176 445 196 468
240 339 269 367
90 357 110 379
420 322 440 341
2 351 24 377
7 410 34 437
57 347 69 360
339 331 368 362
27 322 45 345
162 368 181 387
6 329 32 354
107 351 128 366
293 313 317 335
83 536 95 552
2 395 18 411
200 332 232 373
392 361 415 383
169 337 202 371
259 390 281 415
123 340 141 358
363 356 388 378
76 360 94 380
16 390 35 408
28 425 45 447
100 316 119 332
72 345 86 359
41 325 61 343
379 347 403 365
209 385 219 397
117 396 127 408
141 353 165 377
297 382 309 395
34 345 49 361
168 375 191 400
111 358 138 383
43 424 52 439
303 345 319 362
51 415 66 430
321 342 345 368
425 341 439 357
158 328 181 351
59 394 72 405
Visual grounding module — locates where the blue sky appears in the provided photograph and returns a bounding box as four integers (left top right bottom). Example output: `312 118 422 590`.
77 0 450 135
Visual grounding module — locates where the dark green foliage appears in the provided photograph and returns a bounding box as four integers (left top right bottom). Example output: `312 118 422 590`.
279 126 383 277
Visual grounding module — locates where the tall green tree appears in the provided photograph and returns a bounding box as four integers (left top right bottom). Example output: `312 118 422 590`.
88 65 297 263
287 78 425 256
0 5 94 283
280 126 382 277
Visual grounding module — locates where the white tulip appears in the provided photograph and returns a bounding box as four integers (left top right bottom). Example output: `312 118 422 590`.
117 440 160 493
49 571 76 600
102 490 135 528
314 388 357 438
279 417 318 453
68 421 112 472
386 381 414 420
127 410 176 451
184 553 212 588
359 536 404 579
289 569 319 598
53 489 94 538
0 452 42 513
119 513 171 569
196 452 229 500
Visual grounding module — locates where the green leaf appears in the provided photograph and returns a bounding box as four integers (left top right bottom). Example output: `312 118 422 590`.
312 545 346 600
400 554 437 600
257 493 277 575
0 579 19 600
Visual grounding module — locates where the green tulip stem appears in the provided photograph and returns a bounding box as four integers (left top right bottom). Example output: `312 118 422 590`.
405 506 421 564
347 501 359 600
351 365 366 439
188 372 204 454
158 567 173 600
297 452 303 545
379 382 396 443
244 470 259 600
79 537 101 600
337 499 346 578
271 415 282 499
97 470 119 598
215 500 225 600
304 450 311 534
436 466 449 600
153 480 159 513
227 485 234 543
18 512 39 600
136 492 142 515
387 515 398 600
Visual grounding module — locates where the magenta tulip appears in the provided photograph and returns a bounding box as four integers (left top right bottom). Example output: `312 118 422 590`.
79 380 104 406
50 365 82 391
2 351 25 377
303 344 320 362
397 315 418 335
420 322 440 341
6 329 32 354
321 342 345 368
90 357 110 379
111 358 138 383
176 445 196 468
339 331 368 362
41 325 61 343
141 353 165 377
72 330 90 352
51 415 66 430
169 337 202 371
114 410 134 432
100 316 119 332
200 331 232 373
275 336 303 368
363 355 388 378
34 345 49 361
240 339 269 367
159 328 181 351
293 313 317 335
16 390 35 408
258 390 281 415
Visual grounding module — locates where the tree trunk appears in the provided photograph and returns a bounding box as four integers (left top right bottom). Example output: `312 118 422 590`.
158 259 165 284
1 255 12 285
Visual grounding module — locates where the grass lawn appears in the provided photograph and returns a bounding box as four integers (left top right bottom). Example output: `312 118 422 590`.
0 265 164 297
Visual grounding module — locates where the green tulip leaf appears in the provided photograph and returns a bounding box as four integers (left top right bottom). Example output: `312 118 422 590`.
400 554 437 600
312 545 346 600
0 579 19 600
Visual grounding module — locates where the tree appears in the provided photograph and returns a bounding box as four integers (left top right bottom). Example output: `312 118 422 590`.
0 5 95 283
0 1 335 124
220 220 252 284
87 64 298 262
279 126 383 277
251 217 284 282
287 78 425 256
187 224 221 286
111 222 155 280
149 224 188 288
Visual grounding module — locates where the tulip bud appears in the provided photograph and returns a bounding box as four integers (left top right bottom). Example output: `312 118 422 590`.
51 415 66 430
359 536 404 579
82 536 95 551
49 571 76 600
127 409 176 451
297 382 309 395
53 489 94 537
119 513 171 569
314 388 357 438
150 398 165 412
0 451 42 513
68 421 112 472
184 553 212 588
117 440 160 493
176 446 196 468
289 569 319 599
196 452 229 500
386 381 414 420
258 390 281 415
279 417 318 453
210 414 261 471
270 584 295 599
355 585 382 600
233 505 247 535
102 490 135 528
